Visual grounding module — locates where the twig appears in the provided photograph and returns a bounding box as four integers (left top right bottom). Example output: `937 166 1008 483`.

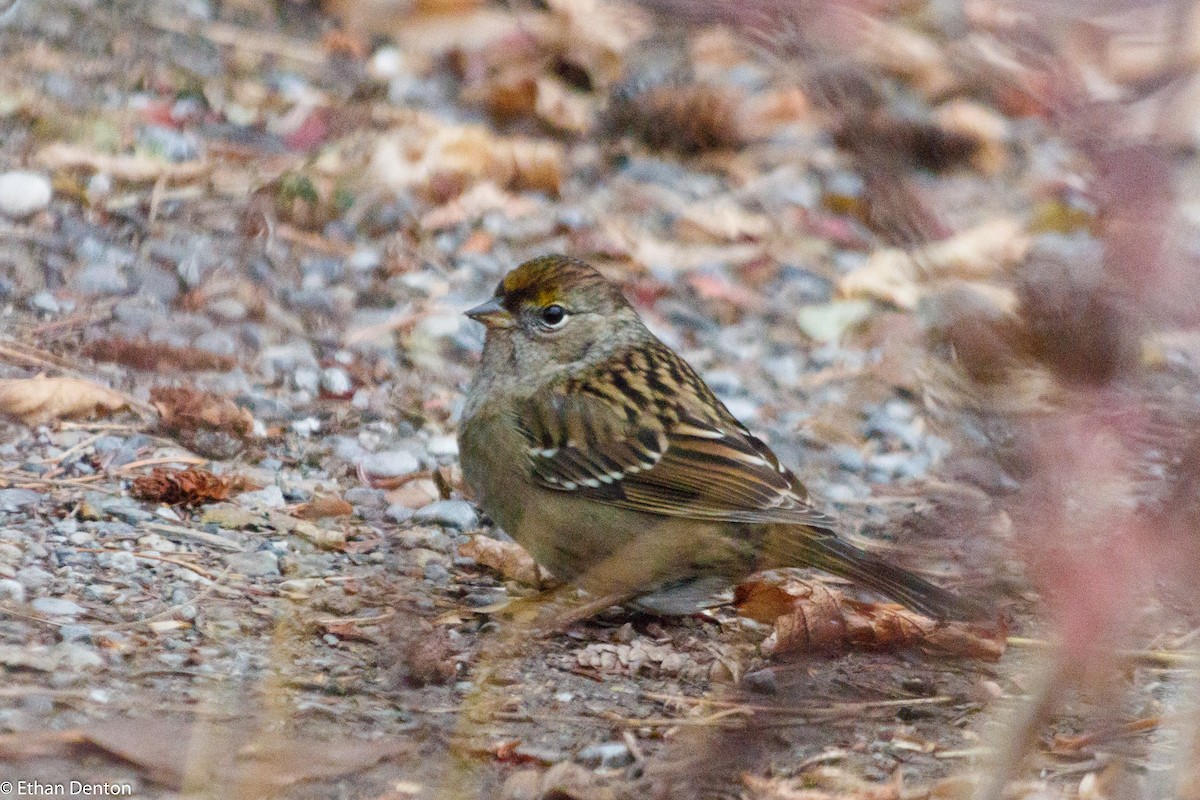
73 548 221 581
143 522 244 552
639 690 956 717
1007 636 1200 668
116 455 208 471
146 13 328 65
0 341 90 377
96 565 233 631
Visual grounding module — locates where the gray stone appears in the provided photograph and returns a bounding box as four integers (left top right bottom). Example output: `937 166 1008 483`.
138 125 200 162
293 367 320 394
342 487 385 508
157 652 189 669
576 741 633 769
0 579 25 603
15 566 54 590
0 488 43 511
105 506 154 525
360 450 421 478
193 330 238 356
72 263 129 296
348 247 381 272
426 435 459 457
31 597 84 618
28 291 61 314
320 367 352 396
227 550 280 577
413 500 478 530
236 485 286 510
386 503 414 524
423 563 450 584
56 643 104 671
101 551 139 573
59 624 92 643
208 297 248 321
332 436 368 461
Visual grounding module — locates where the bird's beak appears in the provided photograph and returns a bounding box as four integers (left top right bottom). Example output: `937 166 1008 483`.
465 297 514 329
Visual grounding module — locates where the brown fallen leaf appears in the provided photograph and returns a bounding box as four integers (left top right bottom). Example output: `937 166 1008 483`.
458 535 541 585
0 376 129 425
735 578 1005 661
371 117 566 198
295 496 354 520
321 619 379 643
83 338 238 372
130 467 255 507
151 386 254 436
149 386 255 459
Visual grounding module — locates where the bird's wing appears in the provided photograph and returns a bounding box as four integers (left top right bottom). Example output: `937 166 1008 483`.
512 342 836 527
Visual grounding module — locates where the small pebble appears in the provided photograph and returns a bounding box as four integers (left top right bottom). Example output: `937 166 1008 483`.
292 417 321 436
320 367 353 396
31 597 84 618
227 550 281 577
413 500 479 530
576 741 634 769
59 624 92 644
101 551 139 573
360 450 421 478
386 503 415 524
0 488 43 511
0 578 26 603
236 485 286 509
0 170 52 218
15 566 54 590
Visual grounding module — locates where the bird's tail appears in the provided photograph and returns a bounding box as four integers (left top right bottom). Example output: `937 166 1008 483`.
761 525 986 622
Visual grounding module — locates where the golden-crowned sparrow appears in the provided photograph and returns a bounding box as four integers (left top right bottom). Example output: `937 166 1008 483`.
458 255 978 620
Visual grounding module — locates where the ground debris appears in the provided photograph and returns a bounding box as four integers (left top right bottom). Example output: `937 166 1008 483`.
129 466 252 507
0 376 130 425
736 578 1005 661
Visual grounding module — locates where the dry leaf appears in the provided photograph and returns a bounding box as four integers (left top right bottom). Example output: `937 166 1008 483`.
84 338 238 372
840 219 1030 308
675 196 769 244
130 467 251 507
38 143 211 184
294 496 354 519
371 118 565 197
151 386 254 437
735 578 1005 660
458 535 541 585
535 75 595 135
0 376 129 425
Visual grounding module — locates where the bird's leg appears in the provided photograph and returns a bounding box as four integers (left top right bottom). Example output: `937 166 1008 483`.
545 590 637 632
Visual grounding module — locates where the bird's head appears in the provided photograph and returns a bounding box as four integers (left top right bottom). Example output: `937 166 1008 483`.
466 255 643 368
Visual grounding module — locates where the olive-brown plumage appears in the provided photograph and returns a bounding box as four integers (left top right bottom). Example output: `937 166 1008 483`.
458 255 978 620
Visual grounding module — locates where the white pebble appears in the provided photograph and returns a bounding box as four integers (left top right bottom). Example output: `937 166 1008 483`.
0 170 52 219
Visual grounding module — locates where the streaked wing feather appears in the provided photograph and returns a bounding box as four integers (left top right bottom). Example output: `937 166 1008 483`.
517 342 834 528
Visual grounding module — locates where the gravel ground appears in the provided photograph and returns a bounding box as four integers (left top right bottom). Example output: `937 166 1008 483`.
1 1 1199 798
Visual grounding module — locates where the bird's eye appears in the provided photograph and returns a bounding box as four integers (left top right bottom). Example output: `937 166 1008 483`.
540 304 568 328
